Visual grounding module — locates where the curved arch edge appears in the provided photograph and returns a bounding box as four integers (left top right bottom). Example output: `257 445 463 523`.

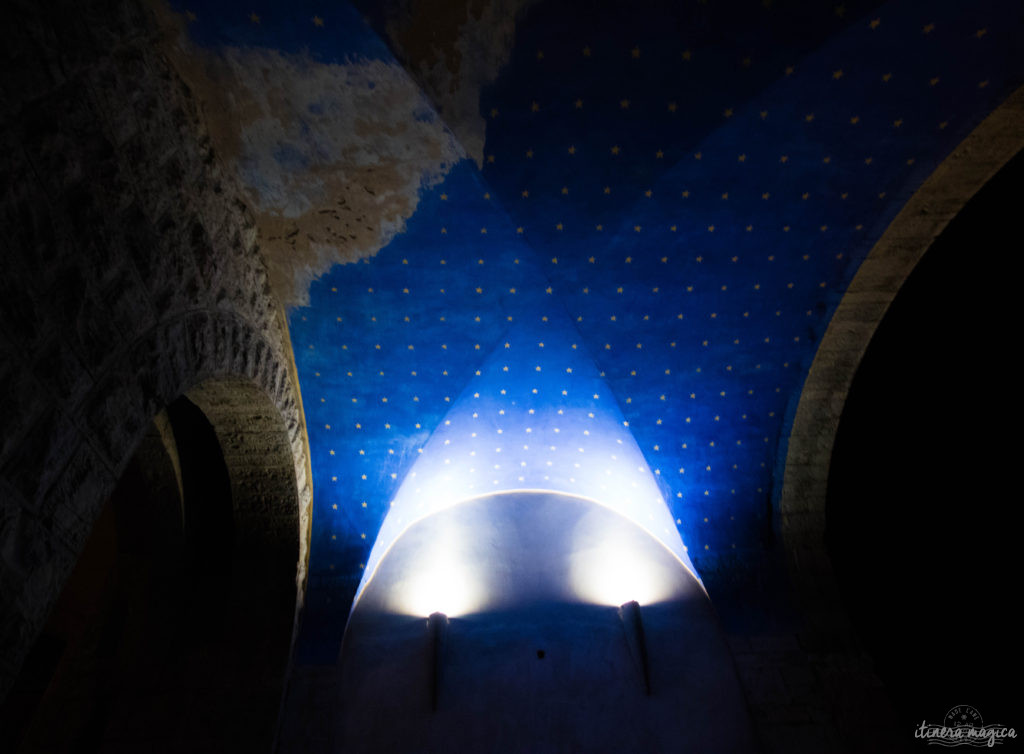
779 85 1024 639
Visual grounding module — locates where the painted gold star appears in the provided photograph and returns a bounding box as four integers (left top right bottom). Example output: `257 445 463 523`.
574 98 583 109
923 22 935 34
737 153 746 162
694 151 702 160
869 17 881 29
655 149 664 158
645 189 653 198
561 186 569 195
760 110 768 119
785 65 795 75
681 190 690 198
490 107 499 118
603 186 611 194
850 115 860 124
631 46 641 58
930 77 940 86
976 28 988 38
682 49 692 61
805 113 815 122
249 12 260 23
882 72 892 82
620 98 630 109
611 145 620 155
833 69 843 79
668 102 678 112
583 45 592 56
779 155 788 163
526 148 534 158
531 101 540 112
312 15 324 26
893 118 903 127
568 145 576 154
522 190 529 198
723 107 734 118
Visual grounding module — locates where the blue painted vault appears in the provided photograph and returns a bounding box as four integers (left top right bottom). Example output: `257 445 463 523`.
168 0 1023 661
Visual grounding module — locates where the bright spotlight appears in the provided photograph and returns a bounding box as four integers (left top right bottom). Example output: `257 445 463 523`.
393 530 480 617
569 527 676 607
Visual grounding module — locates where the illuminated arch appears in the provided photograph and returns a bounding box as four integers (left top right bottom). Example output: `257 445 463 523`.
779 85 1024 643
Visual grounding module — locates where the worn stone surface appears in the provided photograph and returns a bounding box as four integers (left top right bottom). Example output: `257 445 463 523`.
0 0 311 704
149 2 464 307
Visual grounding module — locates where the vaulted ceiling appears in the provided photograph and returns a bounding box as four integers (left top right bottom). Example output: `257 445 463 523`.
158 0 1023 660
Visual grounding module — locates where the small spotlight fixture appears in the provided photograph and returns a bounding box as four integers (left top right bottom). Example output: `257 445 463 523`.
618 600 651 695
428 612 449 711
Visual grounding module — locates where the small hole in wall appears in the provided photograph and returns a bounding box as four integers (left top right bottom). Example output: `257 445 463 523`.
536 649 545 659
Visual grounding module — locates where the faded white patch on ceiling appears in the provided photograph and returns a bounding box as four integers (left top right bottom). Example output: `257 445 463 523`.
155 7 463 306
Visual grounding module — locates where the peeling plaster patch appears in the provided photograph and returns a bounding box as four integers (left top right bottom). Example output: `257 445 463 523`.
154 7 463 306
366 0 537 168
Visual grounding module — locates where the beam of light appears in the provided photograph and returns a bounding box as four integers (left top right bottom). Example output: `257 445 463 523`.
568 524 680 607
389 524 482 617
355 319 697 608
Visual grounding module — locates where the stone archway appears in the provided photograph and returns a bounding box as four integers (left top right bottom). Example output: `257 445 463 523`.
0 313 312 751
779 87 1024 646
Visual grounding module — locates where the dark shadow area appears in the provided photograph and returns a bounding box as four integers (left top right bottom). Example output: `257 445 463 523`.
826 149 1022 732
0 394 291 753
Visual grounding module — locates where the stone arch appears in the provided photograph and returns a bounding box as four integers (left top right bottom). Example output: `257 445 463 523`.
0 310 312 734
779 85 1024 646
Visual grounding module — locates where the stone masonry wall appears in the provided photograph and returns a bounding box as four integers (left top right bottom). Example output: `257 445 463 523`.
0 0 311 702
